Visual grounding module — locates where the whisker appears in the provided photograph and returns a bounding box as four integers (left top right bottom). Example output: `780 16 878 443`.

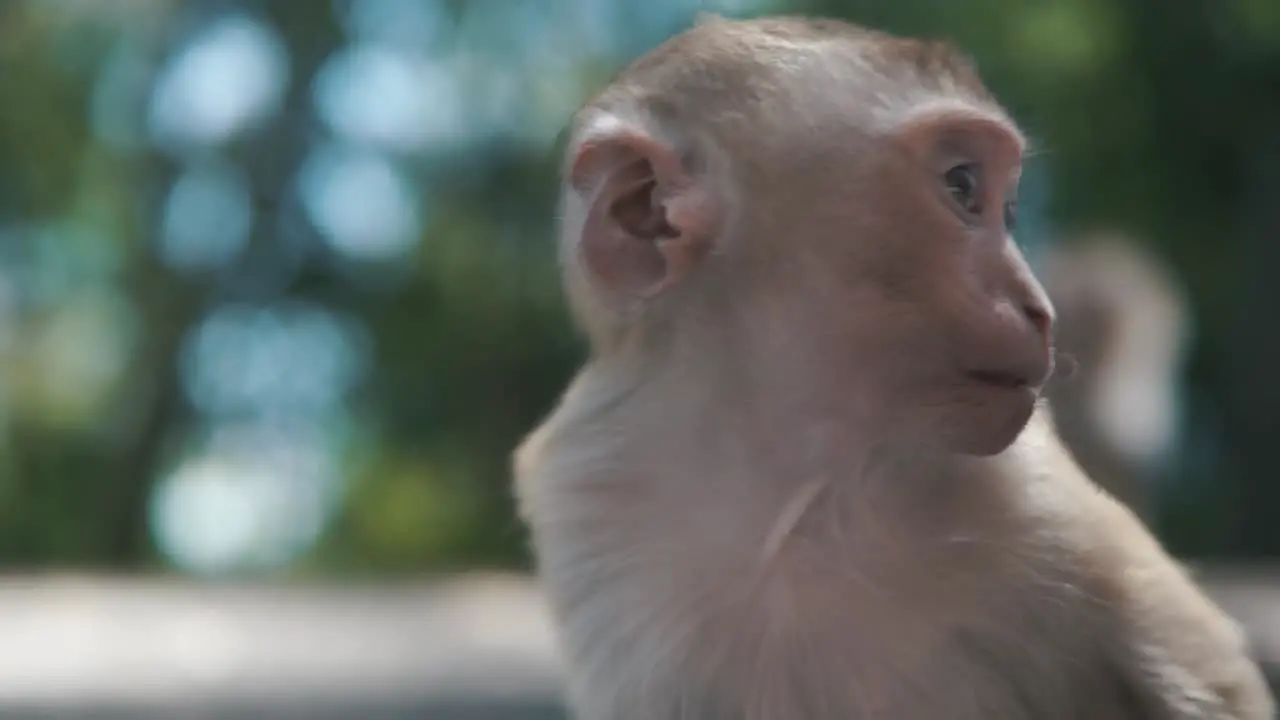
1050 351 1078 383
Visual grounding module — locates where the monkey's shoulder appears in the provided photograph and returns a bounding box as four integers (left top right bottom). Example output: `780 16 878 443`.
557 481 1121 719
517 402 1157 719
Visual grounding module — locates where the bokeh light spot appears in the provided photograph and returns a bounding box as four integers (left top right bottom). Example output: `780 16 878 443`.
297 144 423 262
159 161 253 272
312 45 465 153
148 13 289 152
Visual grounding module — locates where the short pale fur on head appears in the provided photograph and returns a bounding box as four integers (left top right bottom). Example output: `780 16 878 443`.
558 15 1054 457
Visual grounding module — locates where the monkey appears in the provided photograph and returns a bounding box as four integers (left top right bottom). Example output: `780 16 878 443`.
1041 233 1192 522
513 15 1274 720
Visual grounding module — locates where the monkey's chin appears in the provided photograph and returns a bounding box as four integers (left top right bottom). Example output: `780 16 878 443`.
946 387 1039 457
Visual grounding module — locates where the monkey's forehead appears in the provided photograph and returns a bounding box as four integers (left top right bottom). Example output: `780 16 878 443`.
627 16 988 92
581 17 1018 145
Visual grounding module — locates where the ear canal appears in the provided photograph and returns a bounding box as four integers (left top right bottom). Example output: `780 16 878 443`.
607 162 678 241
568 118 719 299
578 153 674 299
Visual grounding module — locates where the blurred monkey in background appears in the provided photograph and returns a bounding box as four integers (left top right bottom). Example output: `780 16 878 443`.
1042 233 1191 523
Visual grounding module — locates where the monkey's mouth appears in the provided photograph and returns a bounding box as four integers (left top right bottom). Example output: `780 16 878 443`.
965 369 1031 389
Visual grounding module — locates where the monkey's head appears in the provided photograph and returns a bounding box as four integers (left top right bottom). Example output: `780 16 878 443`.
559 18 1055 457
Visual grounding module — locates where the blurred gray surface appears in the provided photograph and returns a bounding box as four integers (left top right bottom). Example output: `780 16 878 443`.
0 573 568 719
1191 563 1280 695
0 568 1273 719
0 699 567 720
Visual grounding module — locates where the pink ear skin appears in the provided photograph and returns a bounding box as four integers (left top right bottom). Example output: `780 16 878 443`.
570 130 719 299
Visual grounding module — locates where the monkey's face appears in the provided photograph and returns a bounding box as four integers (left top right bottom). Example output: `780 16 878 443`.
561 101 1053 457
794 114 1056 456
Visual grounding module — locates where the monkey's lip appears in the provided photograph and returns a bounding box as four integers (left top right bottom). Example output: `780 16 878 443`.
965 369 1032 389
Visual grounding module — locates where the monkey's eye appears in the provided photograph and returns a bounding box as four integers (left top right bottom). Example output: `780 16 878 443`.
1003 200 1018 232
944 164 981 216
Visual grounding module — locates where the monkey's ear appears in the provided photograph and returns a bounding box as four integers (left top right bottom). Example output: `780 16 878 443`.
568 123 718 299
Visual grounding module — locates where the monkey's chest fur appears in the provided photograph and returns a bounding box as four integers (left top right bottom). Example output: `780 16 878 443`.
528 459 1137 720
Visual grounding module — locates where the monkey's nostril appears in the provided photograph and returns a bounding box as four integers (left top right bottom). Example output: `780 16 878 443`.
1023 303 1053 337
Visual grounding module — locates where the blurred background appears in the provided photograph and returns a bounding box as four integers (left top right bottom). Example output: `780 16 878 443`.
0 0 1277 717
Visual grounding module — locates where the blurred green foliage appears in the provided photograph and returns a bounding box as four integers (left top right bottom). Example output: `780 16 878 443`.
0 0 1276 578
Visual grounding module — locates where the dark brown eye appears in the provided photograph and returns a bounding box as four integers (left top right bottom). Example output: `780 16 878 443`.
944 164 981 215
1003 199 1018 232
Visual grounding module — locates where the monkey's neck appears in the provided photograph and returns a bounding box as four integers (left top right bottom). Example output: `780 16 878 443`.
530 359 1055 611
584 351 964 503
